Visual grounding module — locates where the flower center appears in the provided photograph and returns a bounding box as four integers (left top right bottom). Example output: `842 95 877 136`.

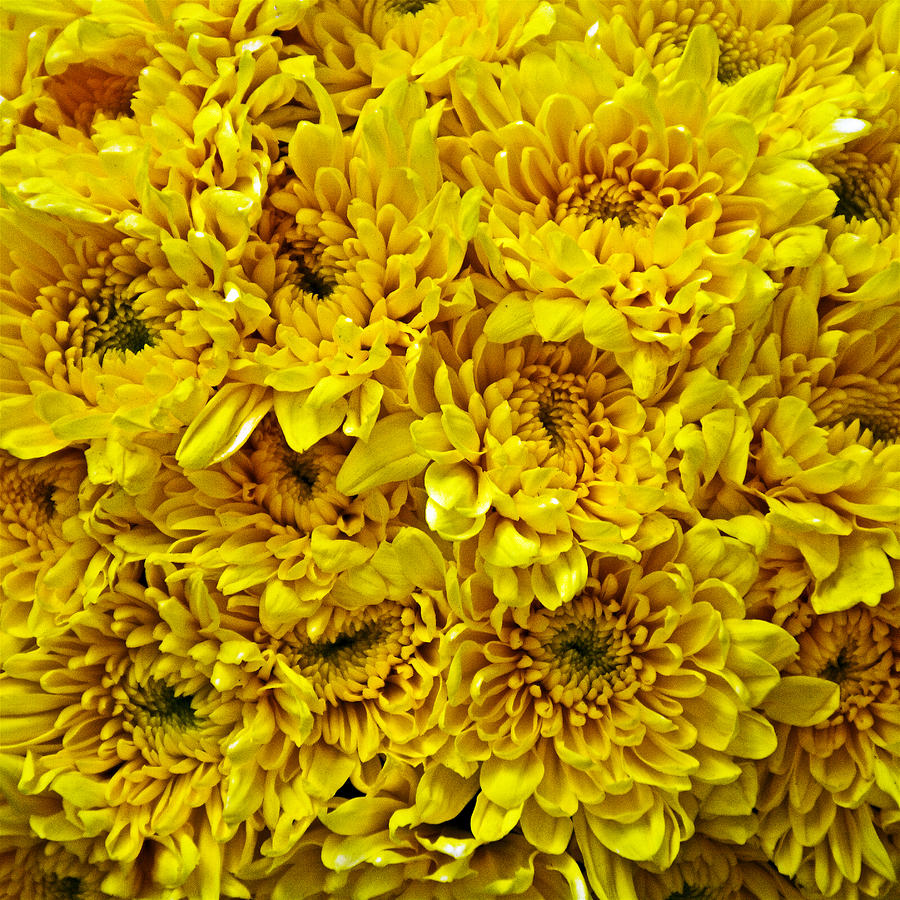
80 285 159 361
1 463 56 533
123 677 199 731
384 0 439 13
715 29 761 84
666 887 713 900
45 62 137 130
283 451 321 499
530 596 632 707
820 151 892 231
289 603 408 702
248 416 351 530
814 383 900 446
41 873 83 900
819 644 860 686
289 255 334 299
555 175 653 228
793 607 895 715
509 363 594 475
547 621 622 681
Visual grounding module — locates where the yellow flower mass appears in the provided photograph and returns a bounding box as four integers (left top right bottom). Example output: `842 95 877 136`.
1 1 898 898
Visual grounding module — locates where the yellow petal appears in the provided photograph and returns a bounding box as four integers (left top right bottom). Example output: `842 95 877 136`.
177 382 271 468
336 411 427 494
760 676 840 726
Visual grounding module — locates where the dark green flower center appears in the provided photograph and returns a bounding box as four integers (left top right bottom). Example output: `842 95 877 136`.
291 259 334 299
537 399 564 445
548 621 622 681
666 887 713 900
43 873 83 900
129 678 199 730
83 287 159 360
716 39 760 84
821 152 891 231
820 644 859 685
298 621 384 671
283 450 320 498
384 0 438 13
2 469 56 529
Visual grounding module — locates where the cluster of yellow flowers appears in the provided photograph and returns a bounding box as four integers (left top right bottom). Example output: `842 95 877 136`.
1 1 898 898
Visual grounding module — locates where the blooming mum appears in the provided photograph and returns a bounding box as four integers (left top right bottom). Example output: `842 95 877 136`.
162 528 456 831
281 0 562 124
0 447 141 648
129 1 315 212
578 833 807 900
388 314 674 607
441 521 794 869
176 75 479 467
561 0 868 144
135 413 409 626
814 76 900 245
240 758 592 900
0 563 320 898
755 587 900 899
0 198 253 492
437 30 835 396
714 257 900 612
0 0 164 148
287 528 454 775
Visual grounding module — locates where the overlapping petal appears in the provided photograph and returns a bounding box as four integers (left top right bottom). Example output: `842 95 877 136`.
442 522 790 869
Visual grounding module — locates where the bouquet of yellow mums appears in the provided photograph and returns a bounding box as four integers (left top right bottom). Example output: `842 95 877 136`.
1 0 899 897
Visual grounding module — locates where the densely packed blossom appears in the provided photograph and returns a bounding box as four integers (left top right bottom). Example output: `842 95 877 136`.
1 1 898 898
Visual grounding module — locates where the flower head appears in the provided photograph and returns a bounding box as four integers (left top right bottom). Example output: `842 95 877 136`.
438 33 834 395
401 316 675 608
176 75 479 467
442 522 789 868
0 447 144 651
283 0 562 122
241 758 591 900
755 586 900 900
0 563 323 894
724 256 900 612
135 414 409 625
0 201 245 491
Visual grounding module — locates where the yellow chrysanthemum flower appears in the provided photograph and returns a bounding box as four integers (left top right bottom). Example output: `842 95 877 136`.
395 314 674 608
438 30 834 396
282 0 561 123
0 201 248 492
0 0 164 148
129 3 316 204
562 0 868 135
441 521 794 869
176 76 479 467
814 76 900 245
755 587 900 900
0 447 145 650
0 564 321 898
133 413 409 625
715 257 900 613
289 529 454 775
164 529 454 838
241 758 591 900
578 833 807 900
